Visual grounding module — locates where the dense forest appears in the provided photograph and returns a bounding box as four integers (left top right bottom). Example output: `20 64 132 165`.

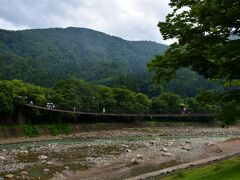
0 28 167 84
0 27 223 97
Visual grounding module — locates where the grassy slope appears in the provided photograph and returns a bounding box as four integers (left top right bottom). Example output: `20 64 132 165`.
162 156 240 180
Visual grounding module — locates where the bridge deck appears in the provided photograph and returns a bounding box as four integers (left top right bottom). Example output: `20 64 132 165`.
25 104 215 117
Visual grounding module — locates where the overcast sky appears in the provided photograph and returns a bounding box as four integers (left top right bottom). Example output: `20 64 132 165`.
0 0 172 44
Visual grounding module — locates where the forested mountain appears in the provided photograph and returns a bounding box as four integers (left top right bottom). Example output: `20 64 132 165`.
0 27 167 85
0 27 223 97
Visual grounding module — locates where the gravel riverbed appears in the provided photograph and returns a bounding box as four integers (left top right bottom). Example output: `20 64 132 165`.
0 126 240 180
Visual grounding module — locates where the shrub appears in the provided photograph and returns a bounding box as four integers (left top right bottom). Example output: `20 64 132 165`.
24 125 38 137
49 123 71 135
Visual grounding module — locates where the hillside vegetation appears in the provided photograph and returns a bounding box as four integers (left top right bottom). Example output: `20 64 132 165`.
0 27 167 85
0 27 223 97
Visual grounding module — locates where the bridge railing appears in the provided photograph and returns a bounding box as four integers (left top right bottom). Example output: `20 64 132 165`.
24 104 216 117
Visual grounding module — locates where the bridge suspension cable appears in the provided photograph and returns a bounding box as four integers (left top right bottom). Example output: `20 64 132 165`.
24 104 216 117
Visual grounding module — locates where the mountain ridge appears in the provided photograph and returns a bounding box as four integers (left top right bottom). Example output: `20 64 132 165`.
0 27 168 86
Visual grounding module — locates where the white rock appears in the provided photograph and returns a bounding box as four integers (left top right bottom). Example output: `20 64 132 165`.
0 156 6 161
20 171 28 175
161 148 168 152
122 144 129 148
47 161 53 165
19 150 29 154
136 154 143 159
164 141 174 147
162 152 173 157
38 155 48 160
64 166 70 170
43 168 49 172
126 149 132 153
5 174 14 179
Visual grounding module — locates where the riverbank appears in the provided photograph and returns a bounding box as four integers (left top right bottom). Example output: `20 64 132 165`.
0 122 236 144
0 122 219 139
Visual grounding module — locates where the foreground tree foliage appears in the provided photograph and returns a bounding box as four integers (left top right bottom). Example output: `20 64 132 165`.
148 0 240 123
149 0 240 82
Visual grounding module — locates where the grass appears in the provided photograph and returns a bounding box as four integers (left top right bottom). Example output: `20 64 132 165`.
161 156 240 180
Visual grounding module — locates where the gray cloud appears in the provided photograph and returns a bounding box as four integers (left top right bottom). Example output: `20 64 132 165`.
0 0 172 44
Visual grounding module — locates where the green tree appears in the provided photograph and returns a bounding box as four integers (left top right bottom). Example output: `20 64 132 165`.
151 92 183 113
113 88 136 113
97 86 116 113
151 97 168 113
134 93 150 113
0 82 14 113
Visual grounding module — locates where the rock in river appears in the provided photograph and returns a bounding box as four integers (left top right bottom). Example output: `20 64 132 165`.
136 154 143 159
38 155 48 160
5 174 14 179
162 152 173 157
161 148 168 152
0 156 6 161
126 149 132 153
20 171 28 175
43 168 50 173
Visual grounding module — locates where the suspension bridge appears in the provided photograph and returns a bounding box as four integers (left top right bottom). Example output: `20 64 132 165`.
24 104 215 117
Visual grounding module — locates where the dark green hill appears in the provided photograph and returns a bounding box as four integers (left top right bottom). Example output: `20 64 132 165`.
0 27 168 85
0 27 223 96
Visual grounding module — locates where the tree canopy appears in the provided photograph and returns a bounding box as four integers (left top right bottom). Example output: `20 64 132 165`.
0 79 216 117
148 0 240 84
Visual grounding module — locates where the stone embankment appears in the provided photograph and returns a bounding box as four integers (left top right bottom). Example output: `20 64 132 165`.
126 153 238 180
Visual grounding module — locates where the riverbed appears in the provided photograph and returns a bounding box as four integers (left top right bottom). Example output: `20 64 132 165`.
0 126 240 179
